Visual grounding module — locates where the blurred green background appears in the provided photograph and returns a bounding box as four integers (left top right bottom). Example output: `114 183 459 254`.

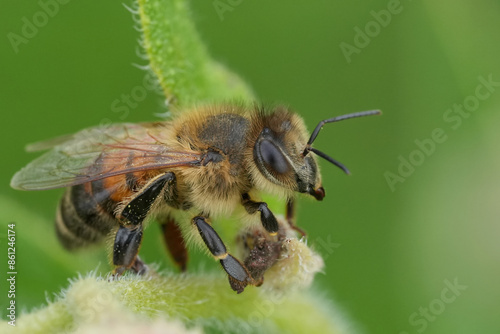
1 1 500 333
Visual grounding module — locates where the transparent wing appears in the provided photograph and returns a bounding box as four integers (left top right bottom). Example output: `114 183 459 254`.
11 122 202 190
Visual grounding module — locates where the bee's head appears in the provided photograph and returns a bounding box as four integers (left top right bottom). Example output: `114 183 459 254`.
250 106 380 201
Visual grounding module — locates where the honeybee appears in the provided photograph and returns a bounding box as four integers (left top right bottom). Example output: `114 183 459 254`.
11 104 380 293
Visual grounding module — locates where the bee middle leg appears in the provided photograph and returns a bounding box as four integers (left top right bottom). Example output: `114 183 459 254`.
241 193 279 235
193 216 256 293
160 216 188 272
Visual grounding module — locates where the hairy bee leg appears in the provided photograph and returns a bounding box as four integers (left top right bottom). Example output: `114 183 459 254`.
120 172 175 225
193 216 253 293
113 173 176 275
130 255 149 275
223 255 256 293
286 198 307 237
242 193 279 235
160 217 188 272
113 224 144 275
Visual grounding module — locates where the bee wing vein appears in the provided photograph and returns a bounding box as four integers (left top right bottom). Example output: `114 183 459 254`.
11 123 202 190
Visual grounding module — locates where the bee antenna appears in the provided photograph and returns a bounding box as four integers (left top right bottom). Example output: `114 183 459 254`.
302 109 381 174
304 147 351 175
303 109 381 156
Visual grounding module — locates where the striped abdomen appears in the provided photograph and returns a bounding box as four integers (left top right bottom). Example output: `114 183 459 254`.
55 169 150 250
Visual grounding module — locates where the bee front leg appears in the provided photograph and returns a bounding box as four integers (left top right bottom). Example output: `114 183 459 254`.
193 216 256 293
285 198 307 237
242 193 279 235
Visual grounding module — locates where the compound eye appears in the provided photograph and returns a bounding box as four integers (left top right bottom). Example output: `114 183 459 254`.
259 139 290 174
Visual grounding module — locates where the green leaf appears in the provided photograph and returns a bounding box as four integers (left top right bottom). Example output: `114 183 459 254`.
137 0 255 106
1 274 350 334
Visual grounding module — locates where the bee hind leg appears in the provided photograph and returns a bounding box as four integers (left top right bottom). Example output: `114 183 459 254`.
130 255 148 275
112 224 145 276
193 216 256 293
113 172 175 276
160 216 188 272
120 172 175 225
